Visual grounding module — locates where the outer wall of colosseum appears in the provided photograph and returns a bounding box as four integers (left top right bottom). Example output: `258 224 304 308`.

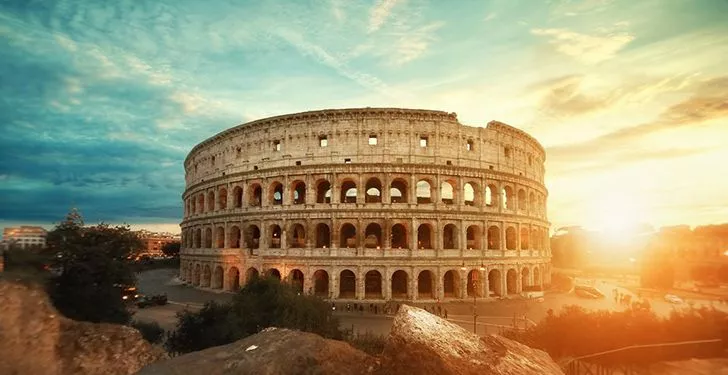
179 108 552 302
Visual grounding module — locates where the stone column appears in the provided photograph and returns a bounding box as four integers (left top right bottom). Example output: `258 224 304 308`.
332 272 339 299
516 267 522 294
459 220 466 256
501 265 507 296
357 174 365 204
456 177 464 206
460 271 467 299
382 173 391 204
305 219 313 249
435 219 442 255
409 174 417 204
482 268 489 298
282 174 291 206
305 174 314 204
410 218 418 250
385 271 392 300
223 221 229 249
357 268 364 300
411 271 418 300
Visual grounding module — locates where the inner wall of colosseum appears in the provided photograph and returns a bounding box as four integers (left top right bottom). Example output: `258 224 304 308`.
179 108 551 301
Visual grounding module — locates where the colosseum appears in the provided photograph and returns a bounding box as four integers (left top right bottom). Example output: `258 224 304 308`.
179 108 551 302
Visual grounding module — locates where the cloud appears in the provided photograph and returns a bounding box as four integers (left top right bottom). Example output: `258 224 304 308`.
369 0 400 33
531 28 634 64
387 21 445 66
529 75 617 117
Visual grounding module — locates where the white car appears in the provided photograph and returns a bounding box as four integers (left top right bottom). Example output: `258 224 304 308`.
664 294 683 304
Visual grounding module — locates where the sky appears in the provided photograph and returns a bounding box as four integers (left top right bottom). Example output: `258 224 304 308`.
1 0 727 235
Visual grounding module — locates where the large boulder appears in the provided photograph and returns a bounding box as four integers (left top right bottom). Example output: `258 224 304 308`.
379 305 563 375
0 280 166 375
139 327 377 375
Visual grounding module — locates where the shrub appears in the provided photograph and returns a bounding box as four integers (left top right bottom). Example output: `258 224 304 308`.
131 320 165 344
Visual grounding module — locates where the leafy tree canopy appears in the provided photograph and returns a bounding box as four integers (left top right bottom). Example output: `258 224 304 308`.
161 241 181 257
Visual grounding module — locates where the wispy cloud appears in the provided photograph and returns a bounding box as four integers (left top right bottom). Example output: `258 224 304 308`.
369 0 400 33
531 28 634 64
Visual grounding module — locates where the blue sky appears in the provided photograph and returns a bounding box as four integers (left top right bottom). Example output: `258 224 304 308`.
1 0 727 234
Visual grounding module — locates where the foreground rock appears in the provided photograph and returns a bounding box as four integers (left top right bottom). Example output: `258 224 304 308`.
0 280 167 375
379 305 563 374
139 327 377 375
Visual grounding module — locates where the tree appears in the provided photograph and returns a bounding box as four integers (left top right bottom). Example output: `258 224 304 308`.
161 241 181 257
46 209 143 324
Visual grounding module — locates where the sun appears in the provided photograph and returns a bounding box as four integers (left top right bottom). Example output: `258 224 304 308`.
587 192 648 237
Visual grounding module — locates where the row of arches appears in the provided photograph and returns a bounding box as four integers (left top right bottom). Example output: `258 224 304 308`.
180 263 545 299
182 221 549 252
184 177 546 217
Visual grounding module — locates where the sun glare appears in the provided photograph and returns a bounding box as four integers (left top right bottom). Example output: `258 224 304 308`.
588 193 647 237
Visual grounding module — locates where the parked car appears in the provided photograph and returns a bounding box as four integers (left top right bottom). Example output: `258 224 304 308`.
664 294 683 304
135 293 168 308
574 285 605 299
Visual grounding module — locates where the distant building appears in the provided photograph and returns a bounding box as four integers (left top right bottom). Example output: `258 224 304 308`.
135 230 180 256
0 247 4 272
1 226 48 250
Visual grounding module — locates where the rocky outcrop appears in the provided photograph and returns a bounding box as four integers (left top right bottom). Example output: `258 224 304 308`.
379 304 563 374
0 280 166 375
139 327 378 375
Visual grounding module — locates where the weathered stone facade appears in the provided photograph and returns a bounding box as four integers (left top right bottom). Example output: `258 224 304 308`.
179 108 552 301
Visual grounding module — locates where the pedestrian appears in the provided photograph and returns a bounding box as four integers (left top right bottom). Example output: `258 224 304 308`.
444 309 448 319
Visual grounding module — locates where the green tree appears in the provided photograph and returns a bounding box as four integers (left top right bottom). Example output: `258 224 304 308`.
161 241 181 257
46 209 143 324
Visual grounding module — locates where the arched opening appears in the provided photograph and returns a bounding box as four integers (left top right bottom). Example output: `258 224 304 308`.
533 267 541 287
215 226 225 248
488 269 502 297
467 270 481 297
213 266 224 289
443 224 457 249
390 179 407 203
204 228 212 248
246 225 261 249
440 181 455 204
191 198 196 215
313 270 329 297
340 223 357 248
315 223 331 248
269 224 282 248
506 269 518 294
521 267 530 289
249 184 262 207
443 270 459 298
197 194 205 213
466 225 481 250
270 182 283 205
227 267 240 291
339 270 356 298
267 268 282 280
193 264 201 286
233 186 243 208
365 270 382 299
391 224 408 249
417 224 433 249
518 189 526 210
218 188 228 210
521 227 530 250
245 267 259 283
364 223 383 249
365 178 382 203
506 227 517 250
194 228 202 248
341 180 357 203
417 270 434 299
316 180 332 203
292 181 306 205
289 223 306 248
487 226 500 250
229 226 241 248
202 265 211 287
502 186 514 210
529 192 536 212
531 229 539 251
207 191 215 212
485 184 496 207
464 183 476 206
416 180 432 204
391 270 408 299
289 269 304 293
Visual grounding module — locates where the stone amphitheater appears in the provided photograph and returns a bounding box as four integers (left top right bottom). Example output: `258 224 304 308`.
179 108 551 302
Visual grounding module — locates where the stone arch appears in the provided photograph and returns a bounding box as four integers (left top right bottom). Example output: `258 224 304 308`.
340 180 357 203
365 177 382 203
443 270 460 298
467 270 481 297
316 179 332 203
289 223 306 248
521 227 530 250
416 179 433 204
364 223 383 249
487 226 500 250
365 270 383 299
190 198 196 215
245 224 261 249
289 269 304 293
529 192 536 212
227 267 240 291
506 268 518 294
233 186 243 208
417 223 433 249
193 264 201 286
502 186 514 210
229 225 241 248
417 270 435 299
340 223 357 248
315 223 331 248
466 225 481 250
440 180 455 204
488 269 502 297
518 189 527 210
197 193 205 213
269 224 282 248
521 267 531 289
215 226 225 248
207 191 215 212
390 178 408 203
218 187 228 209
245 267 259 282
248 183 262 207
391 223 408 249
267 268 281 280
269 181 284 205
339 269 356 298
212 265 224 289
533 266 541 286
313 270 330 297
531 228 539 251
463 182 478 206
485 184 497 207
506 227 517 250
202 264 211 287
194 228 202 248
291 180 306 205
391 270 408 299
443 223 458 249
204 227 212 248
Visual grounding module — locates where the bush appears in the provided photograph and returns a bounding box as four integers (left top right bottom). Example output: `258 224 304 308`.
343 331 387 356
131 320 165 344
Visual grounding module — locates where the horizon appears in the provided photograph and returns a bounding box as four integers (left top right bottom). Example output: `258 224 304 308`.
1 0 727 235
